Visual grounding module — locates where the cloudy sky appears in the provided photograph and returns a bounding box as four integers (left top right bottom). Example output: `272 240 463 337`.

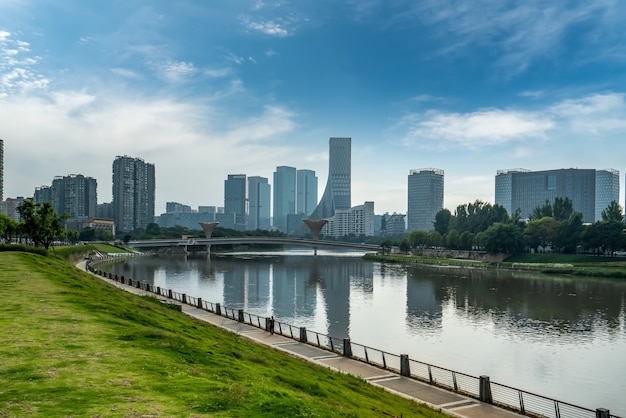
2 0 626 216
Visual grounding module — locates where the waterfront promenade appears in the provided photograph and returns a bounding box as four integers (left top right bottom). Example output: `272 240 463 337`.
78 259 523 418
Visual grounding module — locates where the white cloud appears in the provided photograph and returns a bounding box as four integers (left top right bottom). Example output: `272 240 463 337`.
110 67 142 79
159 60 196 83
395 92 626 152
0 31 10 41
398 108 554 149
240 16 290 37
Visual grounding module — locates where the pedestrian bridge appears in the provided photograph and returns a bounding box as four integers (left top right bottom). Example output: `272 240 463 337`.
128 237 380 252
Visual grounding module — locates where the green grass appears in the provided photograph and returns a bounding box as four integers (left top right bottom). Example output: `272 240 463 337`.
0 251 447 417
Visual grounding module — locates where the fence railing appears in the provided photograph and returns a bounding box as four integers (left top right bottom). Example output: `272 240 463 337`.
87 261 620 418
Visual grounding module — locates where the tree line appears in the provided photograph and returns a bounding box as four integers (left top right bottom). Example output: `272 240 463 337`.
398 198 625 255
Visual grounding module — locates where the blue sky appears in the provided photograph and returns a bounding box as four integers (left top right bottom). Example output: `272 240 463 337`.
2 0 626 216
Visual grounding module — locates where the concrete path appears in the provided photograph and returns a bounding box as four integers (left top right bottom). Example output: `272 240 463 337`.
81 260 523 418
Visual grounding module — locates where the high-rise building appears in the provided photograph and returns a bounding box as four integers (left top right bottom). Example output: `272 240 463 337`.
296 169 318 216
0 139 4 203
34 174 97 220
273 166 296 232
112 156 156 233
323 201 375 237
495 168 620 223
309 137 351 220
407 168 444 232
224 174 247 228
248 176 271 230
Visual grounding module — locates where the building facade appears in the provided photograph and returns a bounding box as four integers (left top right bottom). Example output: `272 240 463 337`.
112 156 156 233
224 174 247 229
309 137 351 220
33 174 97 223
273 166 296 232
495 168 620 223
407 168 444 232
296 169 318 217
322 201 375 238
248 176 271 230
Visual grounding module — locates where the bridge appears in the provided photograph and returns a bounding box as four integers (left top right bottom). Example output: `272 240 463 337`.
127 237 380 253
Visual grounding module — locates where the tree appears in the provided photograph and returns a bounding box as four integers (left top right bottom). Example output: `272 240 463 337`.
446 229 460 249
531 197 573 222
524 217 559 252
0 214 18 243
433 209 452 235
601 201 624 222
16 199 64 249
481 222 525 254
554 212 583 254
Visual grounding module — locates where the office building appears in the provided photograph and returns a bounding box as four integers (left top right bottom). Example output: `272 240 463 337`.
495 168 620 223
224 174 247 228
273 166 296 232
112 156 156 232
248 176 271 230
407 168 444 232
296 169 318 217
309 137 351 220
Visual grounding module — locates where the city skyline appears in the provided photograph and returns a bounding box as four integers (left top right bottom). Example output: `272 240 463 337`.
2 2 626 215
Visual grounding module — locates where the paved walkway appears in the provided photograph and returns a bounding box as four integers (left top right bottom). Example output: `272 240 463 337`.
80 260 523 418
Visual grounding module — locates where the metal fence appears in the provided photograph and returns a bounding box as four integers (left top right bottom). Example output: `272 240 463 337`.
89 260 620 418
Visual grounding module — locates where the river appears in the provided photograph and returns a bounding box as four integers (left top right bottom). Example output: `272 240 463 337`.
101 249 626 416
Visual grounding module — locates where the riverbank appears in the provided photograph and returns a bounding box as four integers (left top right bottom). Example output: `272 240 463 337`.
363 253 626 279
0 250 447 417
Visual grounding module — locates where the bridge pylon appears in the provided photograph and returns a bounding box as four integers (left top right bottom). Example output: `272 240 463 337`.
303 219 329 256
199 222 219 255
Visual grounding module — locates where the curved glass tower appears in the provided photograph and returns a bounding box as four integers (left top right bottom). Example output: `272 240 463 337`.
309 137 351 220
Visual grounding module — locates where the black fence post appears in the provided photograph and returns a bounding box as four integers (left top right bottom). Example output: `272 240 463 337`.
479 375 493 404
343 338 352 357
182 294 187 304
128 278 133 286
135 281 141 289
238 309 244 322
168 289 173 299
596 408 610 418
299 327 307 343
156 286 161 295
197 297 203 309
400 354 410 377
216 303 221 315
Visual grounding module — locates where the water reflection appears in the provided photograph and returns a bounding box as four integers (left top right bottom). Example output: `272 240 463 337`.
101 252 626 415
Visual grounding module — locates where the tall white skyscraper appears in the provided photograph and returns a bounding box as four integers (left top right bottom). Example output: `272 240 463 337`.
248 176 271 230
296 169 317 216
309 137 351 220
273 166 296 232
407 168 444 232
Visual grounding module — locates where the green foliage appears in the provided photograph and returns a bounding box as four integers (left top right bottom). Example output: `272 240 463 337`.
481 222 525 254
16 199 65 249
524 217 559 252
530 197 573 221
451 200 509 234
433 208 452 235
601 200 624 222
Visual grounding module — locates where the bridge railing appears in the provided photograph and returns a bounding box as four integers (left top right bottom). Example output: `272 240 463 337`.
90 263 619 418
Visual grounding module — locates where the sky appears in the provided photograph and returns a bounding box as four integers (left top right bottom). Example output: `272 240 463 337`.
1 0 626 216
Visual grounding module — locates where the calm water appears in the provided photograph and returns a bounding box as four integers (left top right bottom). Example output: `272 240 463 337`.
102 249 626 415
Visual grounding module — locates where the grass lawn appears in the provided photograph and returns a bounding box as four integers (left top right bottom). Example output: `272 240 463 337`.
0 251 447 417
